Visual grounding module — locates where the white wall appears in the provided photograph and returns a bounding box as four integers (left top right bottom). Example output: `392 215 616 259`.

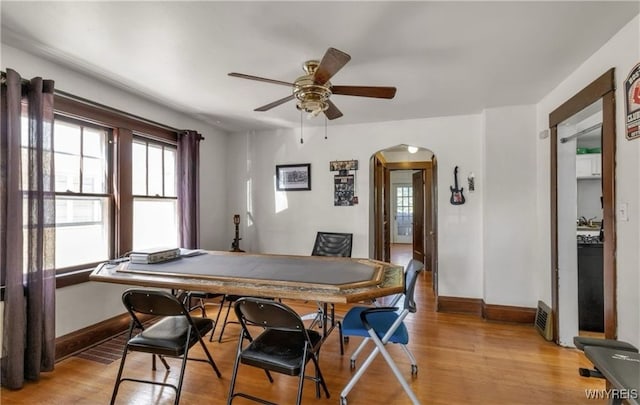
2 45 230 337
482 105 538 307
227 115 487 299
535 15 640 347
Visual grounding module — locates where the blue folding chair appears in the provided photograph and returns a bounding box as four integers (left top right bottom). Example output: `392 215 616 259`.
338 259 424 405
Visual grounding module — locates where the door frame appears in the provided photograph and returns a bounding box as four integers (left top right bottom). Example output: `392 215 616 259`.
372 156 436 270
549 69 617 341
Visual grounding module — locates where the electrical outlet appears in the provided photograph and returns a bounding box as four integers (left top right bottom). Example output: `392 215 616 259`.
618 203 629 221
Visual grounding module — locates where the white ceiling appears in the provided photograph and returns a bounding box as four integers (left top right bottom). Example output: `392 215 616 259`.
2 1 638 133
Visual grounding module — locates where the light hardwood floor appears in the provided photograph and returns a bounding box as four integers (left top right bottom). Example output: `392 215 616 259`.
1 247 603 404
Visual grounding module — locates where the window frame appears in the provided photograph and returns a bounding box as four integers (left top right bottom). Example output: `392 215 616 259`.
132 135 178 199
52 96 179 288
131 135 179 250
51 115 115 274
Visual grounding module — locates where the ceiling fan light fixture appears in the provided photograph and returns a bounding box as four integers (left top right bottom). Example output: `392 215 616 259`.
294 64 331 119
229 47 396 121
297 99 329 117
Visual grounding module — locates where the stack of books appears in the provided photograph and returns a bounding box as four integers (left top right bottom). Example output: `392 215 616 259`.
129 247 181 264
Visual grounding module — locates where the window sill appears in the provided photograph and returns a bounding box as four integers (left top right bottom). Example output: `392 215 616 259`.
56 268 93 289
0 268 94 301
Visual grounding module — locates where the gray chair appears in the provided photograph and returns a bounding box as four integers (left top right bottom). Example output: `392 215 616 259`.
338 259 423 361
339 260 424 405
304 232 353 328
312 231 353 257
111 289 222 405
227 297 330 405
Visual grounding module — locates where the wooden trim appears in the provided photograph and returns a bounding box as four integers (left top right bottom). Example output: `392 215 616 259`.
56 269 92 289
55 312 157 362
375 151 387 165
483 303 536 324
385 161 432 170
548 68 617 342
601 90 617 339
550 125 559 342
437 297 536 324
437 296 483 317
56 312 136 361
549 68 615 127
54 95 178 142
116 128 133 257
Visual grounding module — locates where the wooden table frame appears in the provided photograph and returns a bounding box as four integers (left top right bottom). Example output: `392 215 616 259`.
90 251 404 338
90 251 403 303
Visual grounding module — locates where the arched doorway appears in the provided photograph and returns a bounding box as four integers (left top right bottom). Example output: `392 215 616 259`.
369 144 438 296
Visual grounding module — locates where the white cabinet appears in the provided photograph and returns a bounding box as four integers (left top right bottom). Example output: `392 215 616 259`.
576 154 601 178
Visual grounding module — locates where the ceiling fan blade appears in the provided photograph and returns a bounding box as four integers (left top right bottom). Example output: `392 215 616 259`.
313 48 351 85
324 99 343 120
331 85 397 99
254 94 295 112
228 72 294 87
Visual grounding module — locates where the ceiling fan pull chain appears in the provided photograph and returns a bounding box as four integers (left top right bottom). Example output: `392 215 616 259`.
324 116 328 140
300 111 304 144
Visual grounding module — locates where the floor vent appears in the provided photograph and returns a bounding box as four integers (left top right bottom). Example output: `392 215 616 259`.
535 300 553 341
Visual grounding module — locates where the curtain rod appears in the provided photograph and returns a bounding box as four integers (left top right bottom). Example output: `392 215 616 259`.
559 123 602 144
1 71 204 140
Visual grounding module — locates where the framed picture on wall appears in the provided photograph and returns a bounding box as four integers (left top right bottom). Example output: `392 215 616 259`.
334 174 354 206
276 163 311 191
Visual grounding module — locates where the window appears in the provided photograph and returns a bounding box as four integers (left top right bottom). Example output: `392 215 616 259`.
132 138 178 250
21 116 112 272
11 93 181 286
395 185 413 237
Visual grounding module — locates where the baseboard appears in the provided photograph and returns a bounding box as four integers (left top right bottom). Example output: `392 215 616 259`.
55 313 154 362
483 303 536 324
437 296 484 317
437 296 535 324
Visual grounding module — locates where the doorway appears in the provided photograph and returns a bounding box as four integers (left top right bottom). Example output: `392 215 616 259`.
370 145 437 295
549 69 616 344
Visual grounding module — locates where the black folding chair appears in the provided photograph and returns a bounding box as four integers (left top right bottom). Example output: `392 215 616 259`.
227 297 330 405
339 260 424 405
110 289 222 405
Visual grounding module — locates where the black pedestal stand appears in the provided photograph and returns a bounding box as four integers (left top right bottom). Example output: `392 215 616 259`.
230 214 245 253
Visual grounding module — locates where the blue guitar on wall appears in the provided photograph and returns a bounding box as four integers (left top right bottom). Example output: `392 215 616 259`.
450 166 465 205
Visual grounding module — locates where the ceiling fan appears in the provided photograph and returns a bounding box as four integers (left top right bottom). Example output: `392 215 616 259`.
228 47 397 120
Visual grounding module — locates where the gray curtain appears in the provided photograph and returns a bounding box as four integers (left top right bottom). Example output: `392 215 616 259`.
177 130 201 249
1 68 56 389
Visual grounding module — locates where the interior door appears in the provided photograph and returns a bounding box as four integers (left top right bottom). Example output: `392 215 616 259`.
412 171 425 262
383 167 391 262
373 155 384 261
424 165 433 269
